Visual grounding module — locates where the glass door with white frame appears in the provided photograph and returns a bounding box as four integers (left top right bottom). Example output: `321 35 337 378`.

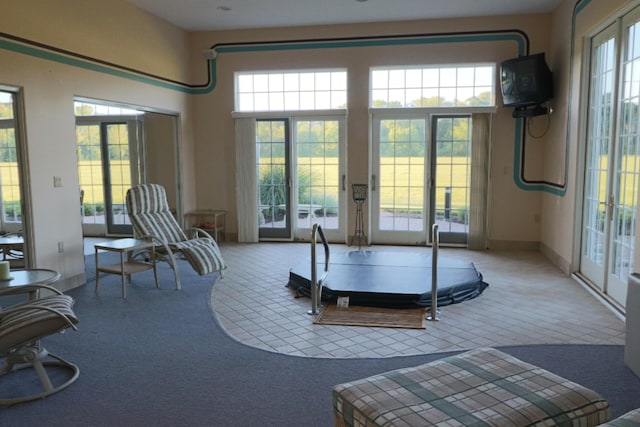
371 114 428 245
257 119 291 239
371 113 471 246
430 116 471 245
293 117 346 241
0 92 22 236
76 118 142 236
580 25 617 298
0 89 27 267
580 11 640 308
102 122 141 235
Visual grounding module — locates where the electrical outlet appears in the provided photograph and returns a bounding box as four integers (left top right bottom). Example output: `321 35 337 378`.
53 176 63 188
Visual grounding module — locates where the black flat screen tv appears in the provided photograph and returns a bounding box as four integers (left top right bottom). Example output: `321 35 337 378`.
500 53 553 107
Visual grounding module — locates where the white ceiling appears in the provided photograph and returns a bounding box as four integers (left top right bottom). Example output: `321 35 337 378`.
126 0 563 32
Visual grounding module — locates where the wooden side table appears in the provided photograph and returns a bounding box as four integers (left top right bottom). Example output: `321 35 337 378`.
184 209 226 242
94 238 158 299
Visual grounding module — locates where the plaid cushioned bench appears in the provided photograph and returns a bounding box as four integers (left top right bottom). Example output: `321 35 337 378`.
333 347 610 426
599 408 640 426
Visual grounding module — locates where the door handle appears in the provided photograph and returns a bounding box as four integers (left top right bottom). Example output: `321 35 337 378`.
371 175 376 191
599 196 615 220
342 174 346 191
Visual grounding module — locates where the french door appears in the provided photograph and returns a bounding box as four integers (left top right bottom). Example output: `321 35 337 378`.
76 118 143 235
102 122 142 235
0 89 29 267
580 9 640 308
371 113 471 245
293 117 346 241
257 117 346 241
0 91 23 235
430 116 471 245
371 114 427 245
257 119 291 239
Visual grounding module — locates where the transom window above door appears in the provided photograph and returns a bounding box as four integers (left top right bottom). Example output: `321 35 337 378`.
235 70 347 112
370 64 496 108
74 100 144 116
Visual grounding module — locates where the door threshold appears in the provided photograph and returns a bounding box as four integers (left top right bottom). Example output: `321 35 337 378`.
572 273 625 320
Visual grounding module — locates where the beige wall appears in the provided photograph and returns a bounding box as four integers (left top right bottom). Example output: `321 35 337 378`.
145 112 179 211
541 0 636 273
3 0 191 83
189 14 552 245
0 0 196 289
4 0 634 289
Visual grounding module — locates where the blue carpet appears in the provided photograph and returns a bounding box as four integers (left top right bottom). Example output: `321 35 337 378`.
1 256 639 426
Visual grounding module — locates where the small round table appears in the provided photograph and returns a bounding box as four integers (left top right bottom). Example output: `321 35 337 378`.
0 269 61 299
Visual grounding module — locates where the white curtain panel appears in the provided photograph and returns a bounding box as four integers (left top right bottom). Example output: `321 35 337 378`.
468 113 491 250
235 117 259 243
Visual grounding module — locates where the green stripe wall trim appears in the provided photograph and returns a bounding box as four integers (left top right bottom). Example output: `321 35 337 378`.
0 36 215 94
513 118 567 196
510 0 590 196
2 5 599 197
211 32 526 55
0 30 525 95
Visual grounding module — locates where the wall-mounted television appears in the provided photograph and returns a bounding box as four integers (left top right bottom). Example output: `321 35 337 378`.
500 53 553 109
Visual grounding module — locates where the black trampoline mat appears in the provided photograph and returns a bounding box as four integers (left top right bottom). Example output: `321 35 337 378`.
326 250 464 269
288 250 488 308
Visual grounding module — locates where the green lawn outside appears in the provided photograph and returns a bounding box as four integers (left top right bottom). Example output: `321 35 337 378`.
260 156 470 210
0 163 20 202
78 155 640 213
81 158 472 209
78 160 130 205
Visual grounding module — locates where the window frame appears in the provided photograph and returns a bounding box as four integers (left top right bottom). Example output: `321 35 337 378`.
369 64 497 109
234 69 348 112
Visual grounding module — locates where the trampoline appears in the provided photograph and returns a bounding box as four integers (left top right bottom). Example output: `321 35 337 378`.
287 249 489 309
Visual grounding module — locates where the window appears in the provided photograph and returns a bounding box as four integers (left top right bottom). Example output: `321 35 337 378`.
234 70 348 241
370 65 495 108
75 100 142 235
235 70 347 112
295 119 342 231
76 121 104 224
0 92 21 224
75 100 143 116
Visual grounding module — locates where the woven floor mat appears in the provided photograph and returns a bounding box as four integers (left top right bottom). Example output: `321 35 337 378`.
314 304 426 329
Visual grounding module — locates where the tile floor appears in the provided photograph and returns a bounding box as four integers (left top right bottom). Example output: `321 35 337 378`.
209 242 626 359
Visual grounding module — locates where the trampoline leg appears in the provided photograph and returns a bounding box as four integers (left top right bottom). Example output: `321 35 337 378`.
427 224 440 321
308 285 322 315
308 224 329 315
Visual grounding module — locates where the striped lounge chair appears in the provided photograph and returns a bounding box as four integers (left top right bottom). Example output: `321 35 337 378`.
125 184 226 290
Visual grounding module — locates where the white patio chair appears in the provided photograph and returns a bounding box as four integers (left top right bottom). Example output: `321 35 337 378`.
125 184 226 289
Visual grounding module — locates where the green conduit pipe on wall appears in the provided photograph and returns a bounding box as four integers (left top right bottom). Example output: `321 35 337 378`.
511 0 591 197
0 0 594 195
0 32 216 94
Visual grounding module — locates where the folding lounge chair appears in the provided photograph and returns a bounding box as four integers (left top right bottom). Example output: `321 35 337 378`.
0 284 79 405
125 184 226 290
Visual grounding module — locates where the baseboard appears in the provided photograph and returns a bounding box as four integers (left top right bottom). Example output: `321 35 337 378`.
539 242 572 275
488 240 540 251
573 273 625 320
54 272 87 292
222 232 237 243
